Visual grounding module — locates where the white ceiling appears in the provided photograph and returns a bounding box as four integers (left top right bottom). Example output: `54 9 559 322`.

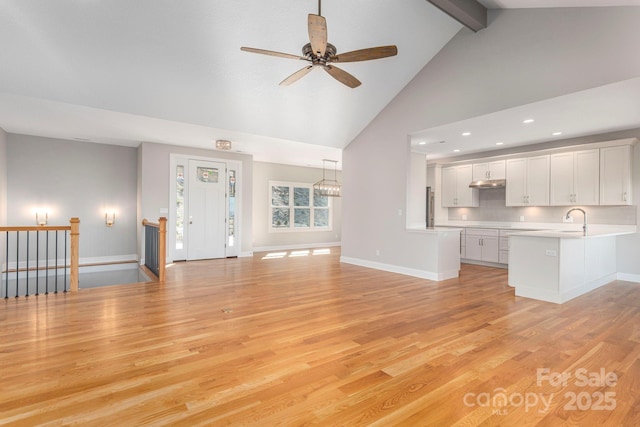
0 1 639 168
411 76 640 159
0 0 462 169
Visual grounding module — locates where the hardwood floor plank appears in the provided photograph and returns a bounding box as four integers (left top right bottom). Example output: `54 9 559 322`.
1 249 639 425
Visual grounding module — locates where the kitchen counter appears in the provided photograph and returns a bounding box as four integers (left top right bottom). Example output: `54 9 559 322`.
436 220 636 233
407 226 463 234
508 229 633 304
510 226 636 239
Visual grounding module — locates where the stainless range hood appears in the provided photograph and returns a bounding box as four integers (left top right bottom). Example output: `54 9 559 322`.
469 179 506 189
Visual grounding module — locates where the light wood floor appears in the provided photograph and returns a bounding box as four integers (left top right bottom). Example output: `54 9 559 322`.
1 248 639 426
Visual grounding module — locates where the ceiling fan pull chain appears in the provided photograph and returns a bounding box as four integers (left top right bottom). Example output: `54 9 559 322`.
318 0 321 16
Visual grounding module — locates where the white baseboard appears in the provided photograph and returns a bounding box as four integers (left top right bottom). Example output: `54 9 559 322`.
617 272 640 283
3 254 140 278
79 262 138 274
339 256 458 282
516 273 617 304
81 254 138 265
252 242 341 253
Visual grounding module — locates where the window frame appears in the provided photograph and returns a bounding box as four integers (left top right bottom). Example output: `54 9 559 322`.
268 181 332 232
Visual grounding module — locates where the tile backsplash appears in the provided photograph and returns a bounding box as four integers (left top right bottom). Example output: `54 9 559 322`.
448 188 637 225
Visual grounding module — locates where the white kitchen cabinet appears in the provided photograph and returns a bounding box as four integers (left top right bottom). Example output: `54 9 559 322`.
509 233 617 303
441 165 479 207
472 160 506 181
550 149 599 206
464 228 499 263
600 145 632 205
505 155 550 206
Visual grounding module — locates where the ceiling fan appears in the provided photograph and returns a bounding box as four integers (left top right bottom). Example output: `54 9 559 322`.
240 0 398 88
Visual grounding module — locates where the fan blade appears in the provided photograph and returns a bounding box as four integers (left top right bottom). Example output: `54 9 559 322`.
241 47 305 61
332 45 398 63
280 66 314 86
323 65 361 88
308 14 327 57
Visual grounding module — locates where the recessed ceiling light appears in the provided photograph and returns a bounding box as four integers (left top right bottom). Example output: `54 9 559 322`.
462 132 471 136
418 141 427 145
453 149 461 153
523 119 535 124
496 142 504 146
552 131 563 136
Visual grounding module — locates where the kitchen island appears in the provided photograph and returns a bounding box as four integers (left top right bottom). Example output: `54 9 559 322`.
508 226 636 303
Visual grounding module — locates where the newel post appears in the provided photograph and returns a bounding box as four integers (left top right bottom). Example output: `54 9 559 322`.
158 217 167 282
70 217 80 292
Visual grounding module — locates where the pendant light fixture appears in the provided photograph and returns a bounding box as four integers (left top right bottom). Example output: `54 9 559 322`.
313 159 341 197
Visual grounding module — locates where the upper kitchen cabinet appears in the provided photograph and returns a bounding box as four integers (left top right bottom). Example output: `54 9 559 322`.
505 155 550 206
472 160 506 181
442 165 479 207
600 145 632 205
550 149 599 206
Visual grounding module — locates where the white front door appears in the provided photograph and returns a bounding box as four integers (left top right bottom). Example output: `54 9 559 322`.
187 160 226 260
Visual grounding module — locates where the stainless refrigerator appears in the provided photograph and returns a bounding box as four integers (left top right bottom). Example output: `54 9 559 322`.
426 186 435 228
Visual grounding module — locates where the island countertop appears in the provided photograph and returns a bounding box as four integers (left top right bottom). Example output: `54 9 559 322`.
509 225 636 239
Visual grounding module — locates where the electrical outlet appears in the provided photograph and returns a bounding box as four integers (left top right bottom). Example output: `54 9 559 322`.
545 249 557 257
398 209 403 216
563 215 574 223
375 250 380 256
519 216 525 222
462 214 468 220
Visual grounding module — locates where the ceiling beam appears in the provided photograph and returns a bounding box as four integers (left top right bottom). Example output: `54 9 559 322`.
427 0 487 32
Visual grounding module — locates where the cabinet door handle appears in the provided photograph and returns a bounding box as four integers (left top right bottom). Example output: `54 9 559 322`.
623 192 628 201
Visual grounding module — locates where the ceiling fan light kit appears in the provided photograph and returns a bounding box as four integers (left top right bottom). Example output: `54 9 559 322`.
241 0 397 88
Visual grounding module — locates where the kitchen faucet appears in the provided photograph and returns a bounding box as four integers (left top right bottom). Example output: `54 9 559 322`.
566 208 587 236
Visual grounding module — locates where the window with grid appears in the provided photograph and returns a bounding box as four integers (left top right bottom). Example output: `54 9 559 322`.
269 181 331 231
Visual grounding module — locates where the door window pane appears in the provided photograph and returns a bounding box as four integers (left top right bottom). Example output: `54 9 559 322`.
176 165 185 250
228 169 236 247
197 167 219 183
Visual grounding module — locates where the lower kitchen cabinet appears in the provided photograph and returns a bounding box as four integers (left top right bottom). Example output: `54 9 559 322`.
464 228 499 263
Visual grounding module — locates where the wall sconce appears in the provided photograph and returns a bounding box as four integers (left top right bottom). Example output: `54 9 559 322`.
36 210 48 226
105 211 116 227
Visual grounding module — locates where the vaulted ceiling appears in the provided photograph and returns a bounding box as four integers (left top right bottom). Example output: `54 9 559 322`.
0 1 638 167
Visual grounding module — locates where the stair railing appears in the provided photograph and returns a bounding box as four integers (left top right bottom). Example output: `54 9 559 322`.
0 217 79 298
141 217 166 281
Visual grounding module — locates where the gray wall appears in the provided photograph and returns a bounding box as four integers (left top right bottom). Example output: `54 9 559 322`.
138 142 253 259
342 7 640 274
7 134 138 259
252 161 342 250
